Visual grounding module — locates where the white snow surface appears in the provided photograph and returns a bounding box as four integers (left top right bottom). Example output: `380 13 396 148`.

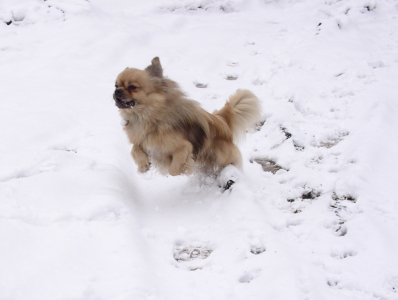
1 0 398 299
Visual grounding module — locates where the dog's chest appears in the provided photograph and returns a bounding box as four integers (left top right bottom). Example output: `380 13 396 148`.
125 119 160 146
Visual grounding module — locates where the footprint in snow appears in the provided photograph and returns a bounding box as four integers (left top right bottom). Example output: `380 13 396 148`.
330 193 357 236
331 249 357 259
252 78 265 86
173 240 213 262
194 81 208 88
250 243 266 255
334 223 348 237
251 157 285 174
173 241 213 271
327 279 340 287
280 127 292 139
174 245 213 262
227 61 239 67
225 74 238 80
315 132 349 149
239 269 261 283
287 189 321 203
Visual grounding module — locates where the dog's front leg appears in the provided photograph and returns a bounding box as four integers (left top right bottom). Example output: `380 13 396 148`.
131 144 151 173
168 141 195 176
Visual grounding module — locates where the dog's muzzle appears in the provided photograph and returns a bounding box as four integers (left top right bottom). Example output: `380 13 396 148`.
113 89 136 109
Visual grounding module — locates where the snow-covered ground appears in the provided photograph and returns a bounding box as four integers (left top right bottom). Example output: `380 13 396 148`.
1 0 398 299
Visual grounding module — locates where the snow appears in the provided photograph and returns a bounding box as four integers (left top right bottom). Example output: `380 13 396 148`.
1 0 398 299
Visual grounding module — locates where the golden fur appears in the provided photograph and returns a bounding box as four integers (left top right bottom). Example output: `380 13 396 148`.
113 57 261 176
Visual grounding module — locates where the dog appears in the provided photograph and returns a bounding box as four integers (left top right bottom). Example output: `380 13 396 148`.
113 57 261 177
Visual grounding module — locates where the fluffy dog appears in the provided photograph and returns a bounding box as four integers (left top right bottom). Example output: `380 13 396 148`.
113 57 261 176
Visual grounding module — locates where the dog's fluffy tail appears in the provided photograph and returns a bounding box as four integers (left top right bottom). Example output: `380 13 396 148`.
215 89 262 141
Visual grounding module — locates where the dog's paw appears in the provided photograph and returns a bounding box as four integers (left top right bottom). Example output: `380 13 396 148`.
218 165 241 191
183 157 196 175
169 168 183 176
138 163 151 173
224 180 235 190
169 157 195 176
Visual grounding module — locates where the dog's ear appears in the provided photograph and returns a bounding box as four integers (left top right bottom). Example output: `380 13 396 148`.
145 57 163 78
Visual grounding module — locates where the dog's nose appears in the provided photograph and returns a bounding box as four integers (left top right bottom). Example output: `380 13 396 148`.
115 89 123 96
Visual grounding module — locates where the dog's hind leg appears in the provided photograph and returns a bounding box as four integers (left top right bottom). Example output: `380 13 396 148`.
214 141 243 171
217 164 242 191
132 144 151 173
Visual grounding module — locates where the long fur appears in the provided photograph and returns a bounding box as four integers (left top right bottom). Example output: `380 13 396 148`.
113 57 262 176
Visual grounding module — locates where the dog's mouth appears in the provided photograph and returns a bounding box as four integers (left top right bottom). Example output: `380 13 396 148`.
114 94 136 109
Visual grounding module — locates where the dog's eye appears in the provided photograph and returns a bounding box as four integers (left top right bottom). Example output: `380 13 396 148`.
128 85 137 91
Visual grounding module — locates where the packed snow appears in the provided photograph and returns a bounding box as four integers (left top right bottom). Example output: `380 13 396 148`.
1 0 398 299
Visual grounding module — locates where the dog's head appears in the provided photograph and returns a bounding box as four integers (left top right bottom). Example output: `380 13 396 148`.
113 57 164 110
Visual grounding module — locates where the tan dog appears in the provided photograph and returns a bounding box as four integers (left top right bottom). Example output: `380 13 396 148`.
113 57 261 176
